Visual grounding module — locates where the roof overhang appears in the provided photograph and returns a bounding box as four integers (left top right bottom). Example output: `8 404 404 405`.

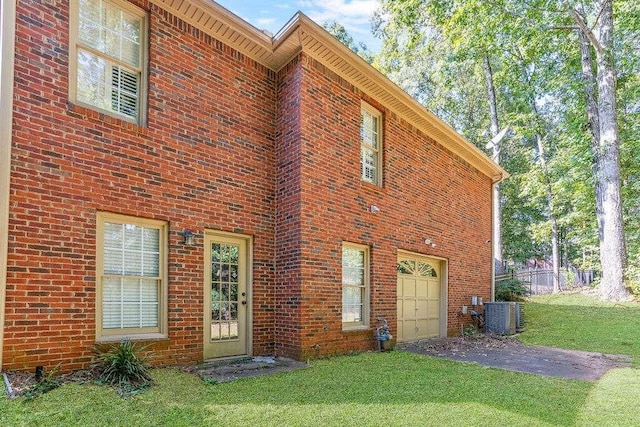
152 0 508 183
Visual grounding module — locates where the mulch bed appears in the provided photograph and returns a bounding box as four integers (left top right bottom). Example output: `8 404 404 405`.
3 369 96 399
3 356 309 398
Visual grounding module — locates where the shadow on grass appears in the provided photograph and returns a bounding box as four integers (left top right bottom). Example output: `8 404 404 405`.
194 352 592 426
578 368 640 426
1 353 593 426
519 299 640 364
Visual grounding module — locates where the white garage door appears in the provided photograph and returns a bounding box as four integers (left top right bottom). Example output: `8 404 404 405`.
397 255 442 342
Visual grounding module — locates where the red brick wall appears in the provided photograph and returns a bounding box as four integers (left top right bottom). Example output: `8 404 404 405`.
5 0 276 371
274 57 304 359
6 0 493 371
293 56 493 358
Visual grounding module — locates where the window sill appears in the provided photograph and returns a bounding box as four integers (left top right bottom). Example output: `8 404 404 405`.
67 102 148 134
95 333 167 344
342 325 371 333
360 180 384 193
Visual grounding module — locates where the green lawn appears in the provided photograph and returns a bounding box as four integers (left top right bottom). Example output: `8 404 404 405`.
1 293 639 426
519 293 640 364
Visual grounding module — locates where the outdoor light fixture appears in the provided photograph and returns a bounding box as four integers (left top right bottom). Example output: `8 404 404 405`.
370 205 380 213
181 230 196 246
424 238 436 248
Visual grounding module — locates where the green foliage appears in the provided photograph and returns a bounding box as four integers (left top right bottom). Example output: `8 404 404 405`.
323 21 374 64
495 278 530 301
203 376 219 386
373 0 640 279
462 324 480 336
624 263 640 297
22 366 61 400
93 340 153 397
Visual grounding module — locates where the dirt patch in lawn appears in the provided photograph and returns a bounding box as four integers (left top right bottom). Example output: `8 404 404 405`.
397 334 633 381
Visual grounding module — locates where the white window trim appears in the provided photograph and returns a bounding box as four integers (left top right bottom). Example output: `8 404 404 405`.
95 212 168 342
69 0 148 125
341 242 370 330
360 101 383 186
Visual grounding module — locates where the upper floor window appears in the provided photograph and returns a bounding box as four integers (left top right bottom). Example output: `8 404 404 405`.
70 0 147 124
360 102 382 185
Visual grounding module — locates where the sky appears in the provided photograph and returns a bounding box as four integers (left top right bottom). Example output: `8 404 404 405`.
215 0 382 51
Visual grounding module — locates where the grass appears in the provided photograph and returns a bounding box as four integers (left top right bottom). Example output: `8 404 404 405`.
1 354 589 426
519 293 640 364
1 292 638 426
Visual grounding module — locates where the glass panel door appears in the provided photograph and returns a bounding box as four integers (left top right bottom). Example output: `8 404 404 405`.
204 233 249 359
210 243 240 341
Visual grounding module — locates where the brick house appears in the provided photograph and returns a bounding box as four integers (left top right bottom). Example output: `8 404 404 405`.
0 0 505 372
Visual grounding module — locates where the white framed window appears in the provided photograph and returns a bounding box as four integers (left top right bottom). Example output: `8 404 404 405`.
342 243 370 329
69 0 147 124
360 102 382 185
96 212 167 341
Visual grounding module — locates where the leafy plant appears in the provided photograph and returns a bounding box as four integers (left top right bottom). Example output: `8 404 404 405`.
624 263 640 298
22 365 61 400
495 278 530 301
462 324 480 336
203 376 219 386
93 340 153 396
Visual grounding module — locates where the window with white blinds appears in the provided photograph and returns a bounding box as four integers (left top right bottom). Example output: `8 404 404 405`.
342 243 370 329
97 213 167 339
360 103 382 185
71 0 147 123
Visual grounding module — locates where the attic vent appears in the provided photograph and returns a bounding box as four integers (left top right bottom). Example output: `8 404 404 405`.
484 302 525 335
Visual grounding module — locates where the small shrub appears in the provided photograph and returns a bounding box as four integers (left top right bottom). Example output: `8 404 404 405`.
203 376 219 386
23 366 61 400
625 264 640 298
495 278 529 301
462 324 480 336
93 340 153 397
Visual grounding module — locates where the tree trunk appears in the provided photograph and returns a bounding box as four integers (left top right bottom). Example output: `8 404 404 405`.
535 134 561 293
577 28 605 245
484 55 503 273
574 0 628 300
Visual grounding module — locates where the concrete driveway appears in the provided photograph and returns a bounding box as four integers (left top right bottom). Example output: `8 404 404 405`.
397 336 633 381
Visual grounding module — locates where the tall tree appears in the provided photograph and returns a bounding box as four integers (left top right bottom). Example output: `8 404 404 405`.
484 56 506 272
572 1 628 299
374 0 637 299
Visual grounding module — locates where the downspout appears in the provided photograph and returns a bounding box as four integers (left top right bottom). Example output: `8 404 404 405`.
491 174 503 302
0 0 17 370
491 180 496 302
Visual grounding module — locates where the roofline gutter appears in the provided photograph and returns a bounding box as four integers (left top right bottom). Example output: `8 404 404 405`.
0 0 17 371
